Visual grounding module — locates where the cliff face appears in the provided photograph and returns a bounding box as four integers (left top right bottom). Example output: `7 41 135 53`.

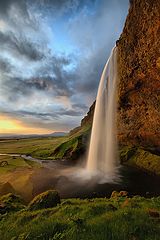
74 0 160 151
117 0 160 150
57 0 160 174
69 101 95 136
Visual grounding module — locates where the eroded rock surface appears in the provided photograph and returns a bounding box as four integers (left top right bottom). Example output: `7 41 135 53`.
117 0 160 149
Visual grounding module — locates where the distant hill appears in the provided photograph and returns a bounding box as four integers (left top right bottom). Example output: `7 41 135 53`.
0 132 68 139
49 132 68 137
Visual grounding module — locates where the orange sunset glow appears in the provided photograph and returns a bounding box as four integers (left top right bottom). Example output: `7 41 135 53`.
0 116 52 135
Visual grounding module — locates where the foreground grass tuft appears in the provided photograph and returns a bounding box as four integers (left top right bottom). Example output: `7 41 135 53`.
0 193 25 214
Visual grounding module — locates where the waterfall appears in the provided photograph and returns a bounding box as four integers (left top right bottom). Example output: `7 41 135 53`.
86 46 119 181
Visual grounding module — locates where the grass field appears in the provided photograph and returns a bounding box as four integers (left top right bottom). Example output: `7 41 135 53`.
0 154 42 201
0 136 66 159
0 155 40 174
0 194 160 240
0 124 91 161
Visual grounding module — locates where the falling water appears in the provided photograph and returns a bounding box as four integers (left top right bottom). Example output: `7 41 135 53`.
86 46 119 181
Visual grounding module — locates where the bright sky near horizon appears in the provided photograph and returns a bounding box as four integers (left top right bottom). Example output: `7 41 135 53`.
0 0 129 135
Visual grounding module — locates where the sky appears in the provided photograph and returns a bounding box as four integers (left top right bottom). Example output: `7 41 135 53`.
0 0 129 135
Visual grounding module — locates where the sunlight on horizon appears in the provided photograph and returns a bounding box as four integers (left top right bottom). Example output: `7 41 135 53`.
0 116 53 135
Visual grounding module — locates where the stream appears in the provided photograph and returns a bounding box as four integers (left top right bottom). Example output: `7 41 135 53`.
0 153 160 199
0 153 68 168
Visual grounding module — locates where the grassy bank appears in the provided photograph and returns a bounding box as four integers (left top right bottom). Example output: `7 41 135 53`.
0 192 160 240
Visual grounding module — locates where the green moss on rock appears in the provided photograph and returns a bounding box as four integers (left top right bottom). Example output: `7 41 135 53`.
53 137 79 159
120 147 137 163
28 190 60 211
120 147 160 175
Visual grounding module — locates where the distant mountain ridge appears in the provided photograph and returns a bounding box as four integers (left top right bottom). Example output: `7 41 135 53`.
0 132 68 139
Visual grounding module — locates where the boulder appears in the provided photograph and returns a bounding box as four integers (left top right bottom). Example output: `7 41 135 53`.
110 191 119 198
28 190 60 211
0 161 8 167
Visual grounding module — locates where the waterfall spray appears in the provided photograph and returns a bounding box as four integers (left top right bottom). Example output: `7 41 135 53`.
86 46 119 181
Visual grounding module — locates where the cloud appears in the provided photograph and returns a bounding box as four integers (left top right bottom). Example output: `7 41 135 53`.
0 107 83 132
0 31 44 61
72 103 88 111
36 0 97 15
0 0 35 32
68 0 129 96
0 58 13 72
0 0 129 132
0 0 20 14
0 0 37 24
0 53 75 104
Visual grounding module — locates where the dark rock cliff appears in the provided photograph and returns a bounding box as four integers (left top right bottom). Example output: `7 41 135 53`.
117 0 160 150
69 101 95 136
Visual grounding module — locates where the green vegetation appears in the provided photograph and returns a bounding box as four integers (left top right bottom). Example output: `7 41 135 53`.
0 125 90 161
0 155 41 201
53 137 79 159
0 128 89 201
28 190 60 211
0 155 40 175
52 124 91 160
0 193 25 214
120 146 160 175
0 136 66 160
0 191 160 240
